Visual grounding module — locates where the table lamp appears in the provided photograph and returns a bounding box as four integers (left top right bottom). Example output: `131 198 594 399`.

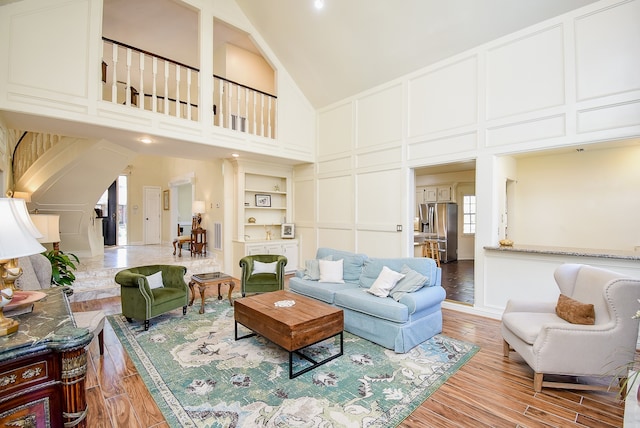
30 214 61 253
192 200 205 228
0 198 47 336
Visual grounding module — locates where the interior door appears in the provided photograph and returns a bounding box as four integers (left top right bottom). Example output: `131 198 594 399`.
144 186 162 244
104 181 117 246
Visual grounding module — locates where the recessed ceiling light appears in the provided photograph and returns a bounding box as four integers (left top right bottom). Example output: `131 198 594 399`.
139 137 153 144
314 0 324 10
231 153 240 158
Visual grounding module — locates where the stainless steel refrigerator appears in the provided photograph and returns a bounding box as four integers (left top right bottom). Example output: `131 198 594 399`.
419 202 458 263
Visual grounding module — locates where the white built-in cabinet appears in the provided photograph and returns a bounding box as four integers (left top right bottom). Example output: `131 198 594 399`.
232 161 298 278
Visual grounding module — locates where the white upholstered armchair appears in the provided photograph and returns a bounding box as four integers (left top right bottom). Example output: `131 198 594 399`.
501 263 640 392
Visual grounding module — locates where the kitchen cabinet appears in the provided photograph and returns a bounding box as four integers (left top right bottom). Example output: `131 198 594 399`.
437 185 453 202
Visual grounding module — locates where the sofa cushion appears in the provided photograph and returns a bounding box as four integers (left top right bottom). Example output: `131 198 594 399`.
366 266 405 298
319 259 344 283
316 248 367 283
334 288 409 323
390 265 429 301
502 312 565 345
288 277 359 304
360 257 437 289
302 255 333 280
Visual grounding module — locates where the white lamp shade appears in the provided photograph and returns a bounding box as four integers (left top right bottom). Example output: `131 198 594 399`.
0 198 46 259
192 200 206 214
29 214 61 244
11 198 43 239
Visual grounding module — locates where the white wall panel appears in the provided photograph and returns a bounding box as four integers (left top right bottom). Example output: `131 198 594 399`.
356 84 403 147
486 25 565 120
8 1 90 98
486 115 566 147
318 103 352 156
318 228 355 251
318 175 353 223
357 170 402 224
575 0 640 101
408 57 478 137
577 100 640 133
356 147 402 169
408 132 477 160
317 157 351 174
357 230 403 258
293 179 315 223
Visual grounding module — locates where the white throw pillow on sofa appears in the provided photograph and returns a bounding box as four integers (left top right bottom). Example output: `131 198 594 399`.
146 271 164 289
367 266 405 298
319 259 344 283
252 261 278 275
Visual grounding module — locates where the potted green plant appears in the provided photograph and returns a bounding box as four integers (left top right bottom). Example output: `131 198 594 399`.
44 250 79 286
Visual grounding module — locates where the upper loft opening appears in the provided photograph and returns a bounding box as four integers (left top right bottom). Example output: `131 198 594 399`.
101 0 277 137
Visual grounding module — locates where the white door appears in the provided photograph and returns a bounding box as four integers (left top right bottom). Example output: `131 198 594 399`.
144 186 162 244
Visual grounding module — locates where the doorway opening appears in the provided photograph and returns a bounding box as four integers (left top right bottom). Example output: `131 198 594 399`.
96 175 128 246
414 160 476 305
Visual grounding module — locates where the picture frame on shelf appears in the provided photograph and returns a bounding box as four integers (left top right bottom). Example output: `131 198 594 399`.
255 194 271 207
281 223 295 239
163 190 170 210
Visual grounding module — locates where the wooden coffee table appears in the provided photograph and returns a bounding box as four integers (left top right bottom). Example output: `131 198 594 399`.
234 290 344 378
188 272 235 314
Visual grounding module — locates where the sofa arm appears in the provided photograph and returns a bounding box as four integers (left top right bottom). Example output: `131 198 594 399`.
159 265 188 290
115 270 145 288
399 285 446 314
503 299 557 315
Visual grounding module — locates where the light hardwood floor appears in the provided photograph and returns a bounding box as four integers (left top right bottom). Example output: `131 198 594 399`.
72 293 626 428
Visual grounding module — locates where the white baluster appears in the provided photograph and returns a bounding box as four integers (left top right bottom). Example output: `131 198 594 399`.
163 61 169 115
111 43 118 103
138 52 145 110
175 64 181 118
252 91 257 136
218 78 224 127
152 57 158 113
267 96 273 138
125 48 132 106
260 94 265 137
244 87 249 133
186 70 192 121
236 84 240 127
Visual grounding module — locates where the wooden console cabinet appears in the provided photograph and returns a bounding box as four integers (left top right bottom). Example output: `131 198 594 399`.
0 287 91 427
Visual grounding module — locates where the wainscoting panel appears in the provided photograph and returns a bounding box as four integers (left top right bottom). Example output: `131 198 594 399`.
574 0 640 102
356 84 403 148
356 146 402 170
486 114 566 147
356 169 402 225
357 229 403 258
318 175 353 224
318 103 353 156
408 56 478 138
293 179 315 223
485 25 565 121
317 156 352 175
577 100 640 134
407 132 477 161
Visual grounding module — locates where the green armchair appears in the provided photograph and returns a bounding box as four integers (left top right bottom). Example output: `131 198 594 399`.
239 254 287 297
115 264 189 331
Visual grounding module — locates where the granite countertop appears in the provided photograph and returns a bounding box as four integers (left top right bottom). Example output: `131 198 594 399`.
484 244 640 261
0 287 92 361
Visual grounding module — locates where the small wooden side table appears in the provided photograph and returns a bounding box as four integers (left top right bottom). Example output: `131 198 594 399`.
188 272 235 313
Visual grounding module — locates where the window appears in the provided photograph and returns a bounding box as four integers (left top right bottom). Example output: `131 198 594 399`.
463 195 476 234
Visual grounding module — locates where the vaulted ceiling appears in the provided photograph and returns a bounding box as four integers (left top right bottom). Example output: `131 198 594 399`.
103 0 600 109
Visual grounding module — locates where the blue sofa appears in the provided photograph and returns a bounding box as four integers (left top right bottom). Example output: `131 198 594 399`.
288 248 446 353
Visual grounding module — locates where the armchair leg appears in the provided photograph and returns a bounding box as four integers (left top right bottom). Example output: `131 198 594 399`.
183 305 187 315
144 320 150 331
533 373 543 392
503 339 511 357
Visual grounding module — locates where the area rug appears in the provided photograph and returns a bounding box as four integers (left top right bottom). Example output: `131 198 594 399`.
108 296 479 427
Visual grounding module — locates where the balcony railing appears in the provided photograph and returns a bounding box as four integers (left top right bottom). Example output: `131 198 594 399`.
101 38 277 138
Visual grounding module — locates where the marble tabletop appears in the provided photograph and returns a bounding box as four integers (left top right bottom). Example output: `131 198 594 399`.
0 287 92 361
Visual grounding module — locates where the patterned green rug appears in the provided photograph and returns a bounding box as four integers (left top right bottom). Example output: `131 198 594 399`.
108 295 479 427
